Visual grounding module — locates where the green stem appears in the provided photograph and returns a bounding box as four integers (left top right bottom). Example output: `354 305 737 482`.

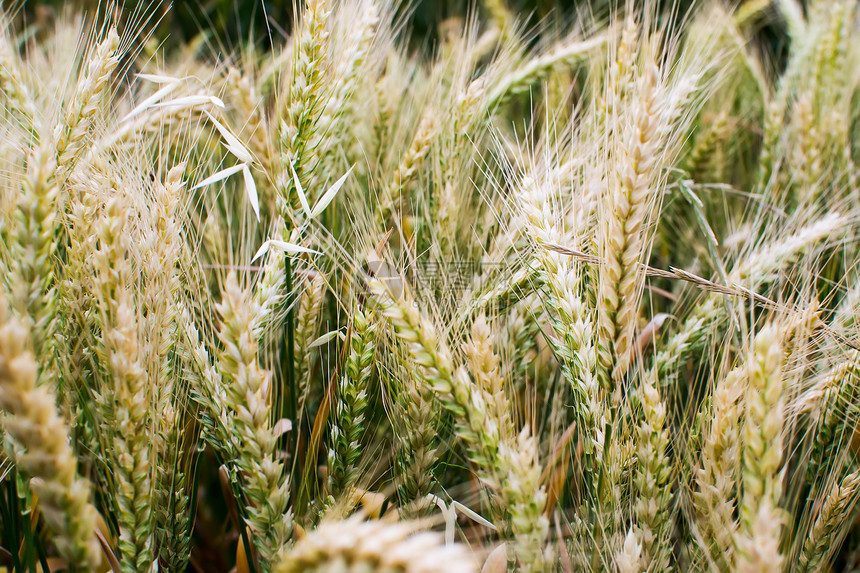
284 256 299 515
4 475 22 573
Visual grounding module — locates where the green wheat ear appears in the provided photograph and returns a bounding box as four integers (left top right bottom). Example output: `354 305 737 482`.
327 308 377 505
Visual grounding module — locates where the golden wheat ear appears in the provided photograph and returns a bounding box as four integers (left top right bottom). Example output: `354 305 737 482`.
0 298 102 570
275 515 477 573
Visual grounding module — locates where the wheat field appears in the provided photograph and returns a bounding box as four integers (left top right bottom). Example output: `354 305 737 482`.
0 0 859 571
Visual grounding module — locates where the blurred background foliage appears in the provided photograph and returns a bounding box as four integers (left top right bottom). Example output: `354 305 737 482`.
11 0 792 64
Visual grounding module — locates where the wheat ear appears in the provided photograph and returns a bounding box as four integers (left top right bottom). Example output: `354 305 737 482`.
797 469 860 572
145 165 193 571
597 59 669 396
464 316 548 571
295 272 327 413
499 427 549 572
275 515 476 573
327 308 377 501
54 29 121 180
805 351 860 483
10 144 61 383
279 0 331 213
486 34 606 109
367 277 466 418
389 354 441 515
380 110 436 224
0 32 36 125
462 315 514 473
144 164 184 421
0 298 101 570
735 324 785 572
91 196 155 573
217 272 292 570
257 0 333 342
368 276 466 516
517 175 598 474
693 365 745 568
315 0 380 185
634 372 672 571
